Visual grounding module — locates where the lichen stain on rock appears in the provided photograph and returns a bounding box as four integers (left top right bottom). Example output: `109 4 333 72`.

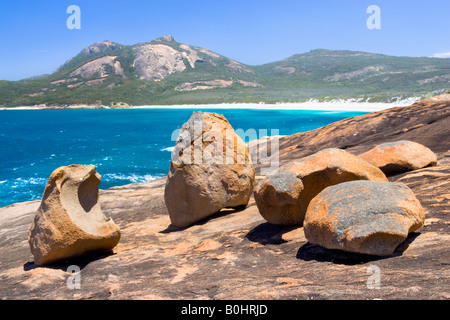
304 180 425 256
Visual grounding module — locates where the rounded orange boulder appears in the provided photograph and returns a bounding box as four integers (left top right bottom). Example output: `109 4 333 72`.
359 140 437 175
304 180 425 256
254 148 388 225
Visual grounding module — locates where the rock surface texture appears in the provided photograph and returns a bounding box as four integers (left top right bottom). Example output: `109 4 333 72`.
164 112 255 228
28 165 121 265
304 180 425 256
0 96 449 299
359 140 438 175
254 148 388 225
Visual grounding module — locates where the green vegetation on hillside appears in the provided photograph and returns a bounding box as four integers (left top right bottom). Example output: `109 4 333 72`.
0 40 449 107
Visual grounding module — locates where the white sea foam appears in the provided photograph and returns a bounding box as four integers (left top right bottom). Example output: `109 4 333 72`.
16 177 46 185
2 177 47 188
161 147 175 152
102 173 162 184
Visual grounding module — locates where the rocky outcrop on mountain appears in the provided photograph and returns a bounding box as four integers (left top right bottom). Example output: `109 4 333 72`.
130 36 255 83
0 95 449 300
158 35 175 42
28 165 121 265
164 112 255 228
359 140 438 175
175 79 234 91
134 43 189 81
175 79 263 91
179 44 201 68
272 66 296 74
225 59 254 74
82 41 119 55
254 148 387 225
70 56 126 79
324 65 384 82
304 180 425 256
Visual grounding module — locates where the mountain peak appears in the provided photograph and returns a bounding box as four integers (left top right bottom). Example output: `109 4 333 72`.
82 41 119 55
156 35 175 42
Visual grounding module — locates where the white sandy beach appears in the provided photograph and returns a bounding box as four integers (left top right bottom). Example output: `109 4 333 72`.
0 97 421 112
132 99 419 112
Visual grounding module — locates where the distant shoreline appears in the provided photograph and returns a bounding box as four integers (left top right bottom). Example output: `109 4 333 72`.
0 99 420 112
130 100 414 112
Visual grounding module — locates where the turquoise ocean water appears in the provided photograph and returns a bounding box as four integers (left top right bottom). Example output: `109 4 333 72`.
0 108 366 207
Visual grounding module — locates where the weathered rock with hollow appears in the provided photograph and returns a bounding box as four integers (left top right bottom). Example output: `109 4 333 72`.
28 165 121 265
304 180 425 256
254 148 388 225
359 140 438 175
164 112 255 228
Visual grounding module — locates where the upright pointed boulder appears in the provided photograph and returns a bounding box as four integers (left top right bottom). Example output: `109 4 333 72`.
164 112 255 228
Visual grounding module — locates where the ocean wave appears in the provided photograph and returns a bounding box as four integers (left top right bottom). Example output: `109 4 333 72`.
3 177 47 187
161 147 175 152
102 173 162 184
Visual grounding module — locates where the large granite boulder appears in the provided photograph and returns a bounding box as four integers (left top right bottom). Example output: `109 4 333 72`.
28 165 121 265
253 171 304 225
254 148 388 225
359 140 437 175
304 180 425 256
164 112 255 228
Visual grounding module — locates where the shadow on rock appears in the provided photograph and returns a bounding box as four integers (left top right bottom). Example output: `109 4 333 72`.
159 205 249 234
245 222 299 245
296 232 422 265
392 232 421 256
296 242 385 265
23 250 115 272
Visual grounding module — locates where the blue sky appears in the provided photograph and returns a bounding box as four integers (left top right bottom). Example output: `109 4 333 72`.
1 0 449 80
